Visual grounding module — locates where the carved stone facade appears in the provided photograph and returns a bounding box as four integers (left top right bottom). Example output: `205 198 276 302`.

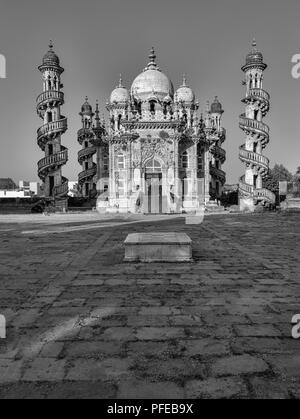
81 49 226 214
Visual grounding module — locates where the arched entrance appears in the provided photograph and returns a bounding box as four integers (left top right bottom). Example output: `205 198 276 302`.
144 158 163 214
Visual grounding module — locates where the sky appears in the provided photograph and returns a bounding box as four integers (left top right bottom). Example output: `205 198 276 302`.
0 0 300 184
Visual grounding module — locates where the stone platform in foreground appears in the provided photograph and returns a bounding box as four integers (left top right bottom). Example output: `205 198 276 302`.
0 212 299 399
124 232 192 262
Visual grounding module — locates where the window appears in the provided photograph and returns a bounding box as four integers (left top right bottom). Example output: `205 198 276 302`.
150 100 156 114
181 151 189 169
117 154 125 169
117 115 122 130
48 144 53 156
198 155 203 171
145 158 161 173
103 154 109 172
117 178 125 197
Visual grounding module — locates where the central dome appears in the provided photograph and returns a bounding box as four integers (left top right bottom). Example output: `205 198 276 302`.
131 48 174 101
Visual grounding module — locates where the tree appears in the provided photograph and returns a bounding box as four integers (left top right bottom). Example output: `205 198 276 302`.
263 164 293 193
293 166 300 182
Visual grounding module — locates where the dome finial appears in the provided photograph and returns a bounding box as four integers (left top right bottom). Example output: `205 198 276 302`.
95 100 100 127
118 74 123 88
85 96 89 102
146 47 159 70
182 74 187 87
252 38 257 51
149 47 156 63
49 40 54 50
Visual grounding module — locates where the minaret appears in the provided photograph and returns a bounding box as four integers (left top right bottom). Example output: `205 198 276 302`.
37 41 68 209
208 97 226 199
239 40 275 210
77 97 97 197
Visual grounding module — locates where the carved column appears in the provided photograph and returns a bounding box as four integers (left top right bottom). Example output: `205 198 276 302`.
204 143 211 204
174 136 180 200
193 138 198 201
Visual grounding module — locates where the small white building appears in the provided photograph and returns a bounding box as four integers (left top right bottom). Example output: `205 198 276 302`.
0 190 31 198
19 181 41 196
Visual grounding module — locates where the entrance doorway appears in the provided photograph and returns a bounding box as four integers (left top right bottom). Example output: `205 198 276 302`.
145 173 162 214
144 158 163 214
49 176 54 196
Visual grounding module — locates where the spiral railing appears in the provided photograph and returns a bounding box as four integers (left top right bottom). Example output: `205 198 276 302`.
211 144 226 164
210 166 226 185
77 128 97 187
78 163 97 185
78 145 97 165
239 87 275 205
37 89 68 199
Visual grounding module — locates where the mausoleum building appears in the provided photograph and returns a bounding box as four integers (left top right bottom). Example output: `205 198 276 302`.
78 49 227 214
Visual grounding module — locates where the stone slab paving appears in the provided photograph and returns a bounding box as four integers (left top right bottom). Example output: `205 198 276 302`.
0 212 299 399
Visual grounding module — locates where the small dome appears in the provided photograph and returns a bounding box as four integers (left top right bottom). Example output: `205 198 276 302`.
110 75 130 103
243 39 267 70
210 96 223 114
175 75 195 103
81 97 93 115
131 48 174 101
163 94 172 103
43 41 60 67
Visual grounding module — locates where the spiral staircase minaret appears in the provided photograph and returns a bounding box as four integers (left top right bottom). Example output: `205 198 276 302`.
77 97 97 197
239 40 275 210
37 41 68 209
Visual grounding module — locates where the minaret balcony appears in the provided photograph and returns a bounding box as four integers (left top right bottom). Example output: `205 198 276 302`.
78 146 97 163
254 188 275 203
212 145 226 163
38 150 68 173
245 88 270 103
239 115 269 137
36 90 64 110
77 128 95 144
239 147 269 170
53 180 69 198
239 179 254 195
210 166 226 184
37 118 68 145
78 164 97 184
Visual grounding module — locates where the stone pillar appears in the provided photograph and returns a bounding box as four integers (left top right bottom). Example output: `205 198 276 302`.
204 146 211 204
174 137 180 201
193 139 198 203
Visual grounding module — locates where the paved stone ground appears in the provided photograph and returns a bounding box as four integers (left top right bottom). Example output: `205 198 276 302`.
0 212 299 399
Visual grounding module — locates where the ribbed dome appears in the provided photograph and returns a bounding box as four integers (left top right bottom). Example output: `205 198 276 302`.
131 48 174 101
175 75 195 103
81 97 93 115
43 41 60 67
210 96 223 114
246 50 263 65
110 75 129 104
243 39 267 70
